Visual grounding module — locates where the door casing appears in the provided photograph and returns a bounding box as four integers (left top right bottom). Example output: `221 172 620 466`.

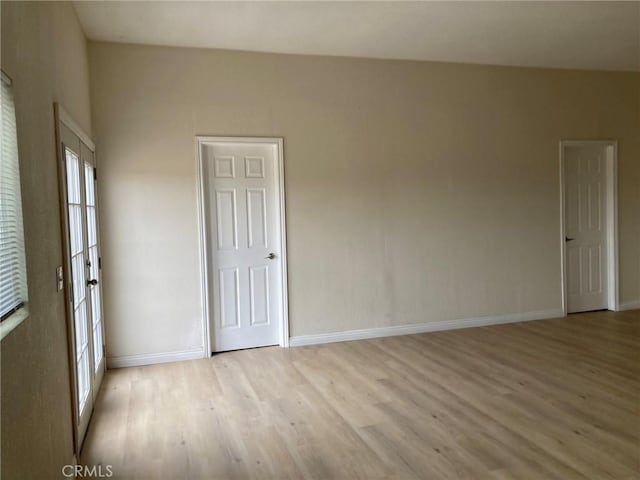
559 140 619 315
196 136 289 354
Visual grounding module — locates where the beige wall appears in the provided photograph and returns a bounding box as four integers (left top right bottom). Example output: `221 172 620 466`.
88 42 640 358
1 2 92 478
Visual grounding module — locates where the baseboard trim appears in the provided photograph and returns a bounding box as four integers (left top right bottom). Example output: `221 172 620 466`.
618 300 640 311
107 348 206 369
289 309 565 347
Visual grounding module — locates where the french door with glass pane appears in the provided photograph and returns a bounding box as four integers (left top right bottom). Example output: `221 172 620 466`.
57 111 105 448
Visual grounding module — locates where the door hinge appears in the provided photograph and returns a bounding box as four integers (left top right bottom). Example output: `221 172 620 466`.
98 257 102 270
93 167 97 181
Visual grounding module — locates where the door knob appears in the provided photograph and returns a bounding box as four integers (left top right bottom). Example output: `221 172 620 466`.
87 279 98 286
565 237 575 242
265 253 276 260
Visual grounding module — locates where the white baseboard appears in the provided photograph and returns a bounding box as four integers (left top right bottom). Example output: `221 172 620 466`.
618 300 640 311
107 348 206 369
289 309 565 347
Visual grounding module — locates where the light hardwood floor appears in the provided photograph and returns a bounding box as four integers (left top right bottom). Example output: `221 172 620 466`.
82 310 640 479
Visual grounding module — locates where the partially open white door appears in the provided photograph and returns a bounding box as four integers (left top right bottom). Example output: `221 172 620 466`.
199 137 288 352
563 143 613 313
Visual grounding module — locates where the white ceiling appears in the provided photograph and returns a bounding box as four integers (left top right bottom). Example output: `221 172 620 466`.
74 1 640 72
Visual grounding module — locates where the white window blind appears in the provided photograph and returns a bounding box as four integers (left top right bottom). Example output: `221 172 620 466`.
0 71 28 322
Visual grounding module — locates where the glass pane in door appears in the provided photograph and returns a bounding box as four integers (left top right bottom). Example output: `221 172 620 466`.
65 148 91 412
84 162 103 369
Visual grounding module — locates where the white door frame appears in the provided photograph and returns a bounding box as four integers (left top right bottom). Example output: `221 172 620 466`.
559 140 619 315
196 136 289 354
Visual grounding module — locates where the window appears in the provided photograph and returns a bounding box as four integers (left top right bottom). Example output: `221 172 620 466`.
0 70 28 338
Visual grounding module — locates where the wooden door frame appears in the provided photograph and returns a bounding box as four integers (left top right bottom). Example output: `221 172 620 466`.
559 140 619 315
195 136 290 355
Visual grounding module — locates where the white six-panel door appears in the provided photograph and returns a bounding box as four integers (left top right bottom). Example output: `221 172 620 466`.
564 144 608 313
200 139 285 352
